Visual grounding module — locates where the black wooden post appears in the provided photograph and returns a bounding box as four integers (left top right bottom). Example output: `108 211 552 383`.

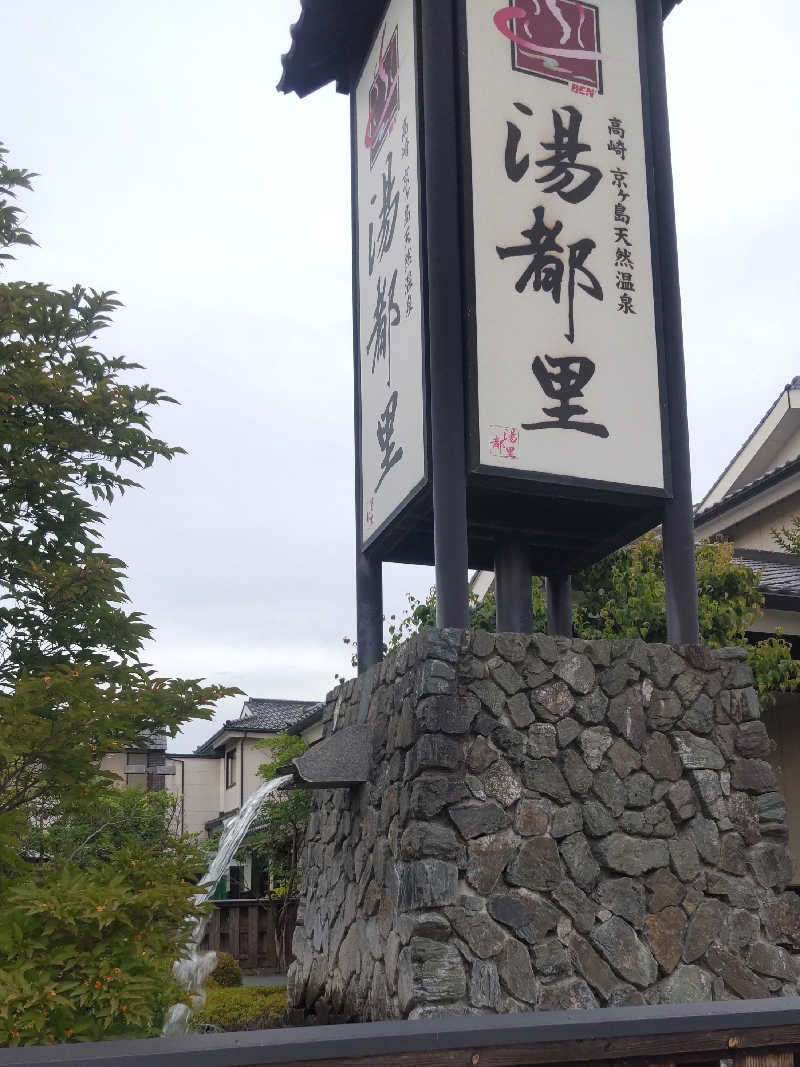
421 0 470 630
495 537 533 633
644 0 700 646
350 67 383 674
355 552 382 673
546 575 572 637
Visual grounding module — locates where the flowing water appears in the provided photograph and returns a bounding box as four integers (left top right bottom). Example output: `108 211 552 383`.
162 773 294 1035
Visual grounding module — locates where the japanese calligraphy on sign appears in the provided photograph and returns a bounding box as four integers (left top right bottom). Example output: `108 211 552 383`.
467 0 664 490
355 0 426 544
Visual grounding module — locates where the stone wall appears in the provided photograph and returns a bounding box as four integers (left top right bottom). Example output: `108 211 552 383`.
287 630 800 1021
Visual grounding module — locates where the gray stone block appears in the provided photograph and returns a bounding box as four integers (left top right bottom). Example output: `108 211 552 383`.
466 830 518 895
497 938 537 1003
528 723 559 759
507 836 565 891
449 800 510 840
705 944 770 999
538 977 598 1010
532 680 574 721
596 877 646 928
591 916 658 988
596 833 669 876
553 651 596 694
608 689 647 749
470 959 503 1009
579 726 613 770
447 906 507 960
551 802 584 839
642 731 682 781
574 688 609 724
397 938 467 1012
608 738 642 779
560 831 600 891
673 732 726 771
488 888 559 942
483 758 523 808
582 799 616 838
522 757 572 803
397 860 459 911
658 964 713 1003
731 758 778 794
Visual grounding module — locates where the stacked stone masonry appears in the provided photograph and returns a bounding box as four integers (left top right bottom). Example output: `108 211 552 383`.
287 630 800 1020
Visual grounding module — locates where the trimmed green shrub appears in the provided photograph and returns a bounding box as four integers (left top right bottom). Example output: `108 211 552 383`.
210 952 242 988
192 985 286 1031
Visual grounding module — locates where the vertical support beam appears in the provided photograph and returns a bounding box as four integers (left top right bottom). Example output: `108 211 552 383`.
495 537 533 634
355 553 383 673
644 0 699 646
421 0 470 630
350 74 384 674
208 907 220 952
247 905 259 970
546 575 573 637
229 904 240 962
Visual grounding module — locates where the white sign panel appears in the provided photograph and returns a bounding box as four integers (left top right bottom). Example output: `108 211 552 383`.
467 0 664 490
355 0 426 545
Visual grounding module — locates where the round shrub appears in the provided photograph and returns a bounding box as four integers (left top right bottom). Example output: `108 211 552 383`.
192 986 286 1032
210 952 242 988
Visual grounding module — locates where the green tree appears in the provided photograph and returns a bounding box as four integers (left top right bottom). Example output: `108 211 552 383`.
0 142 235 1044
572 534 763 646
772 516 800 555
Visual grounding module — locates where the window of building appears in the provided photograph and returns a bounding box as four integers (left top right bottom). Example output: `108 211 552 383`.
225 747 237 789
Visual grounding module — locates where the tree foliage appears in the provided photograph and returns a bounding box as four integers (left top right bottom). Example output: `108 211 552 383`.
252 733 311 901
0 142 233 1044
0 788 210 1046
572 534 763 645
772 516 800 555
0 143 236 833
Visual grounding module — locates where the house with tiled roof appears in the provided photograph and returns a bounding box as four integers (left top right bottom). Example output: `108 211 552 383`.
102 696 323 899
694 377 800 882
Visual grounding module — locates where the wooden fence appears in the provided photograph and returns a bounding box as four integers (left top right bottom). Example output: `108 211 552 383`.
2 996 800 1066
200 899 297 972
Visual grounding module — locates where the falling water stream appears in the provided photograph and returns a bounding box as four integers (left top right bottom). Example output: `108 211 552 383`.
162 773 294 1035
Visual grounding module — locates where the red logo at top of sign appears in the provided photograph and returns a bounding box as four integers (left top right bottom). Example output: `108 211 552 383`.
494 1 603 95
364 25 400 169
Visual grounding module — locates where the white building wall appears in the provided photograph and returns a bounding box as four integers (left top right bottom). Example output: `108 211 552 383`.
723 491 800 552
169 756 220 836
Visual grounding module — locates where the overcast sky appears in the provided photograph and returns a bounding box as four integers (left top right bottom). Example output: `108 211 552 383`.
4 1 799 751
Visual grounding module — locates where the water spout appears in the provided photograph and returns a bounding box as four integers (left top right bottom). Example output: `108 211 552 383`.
162 773 294 1035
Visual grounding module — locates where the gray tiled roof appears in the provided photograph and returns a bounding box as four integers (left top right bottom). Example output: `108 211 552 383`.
194 698 320 755
279 1 683 97
734 549 800 599
287 702 325 736
696 456 800 524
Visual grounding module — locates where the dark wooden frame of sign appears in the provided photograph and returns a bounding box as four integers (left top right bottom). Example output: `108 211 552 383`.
351 0 440 669
454 0 699 642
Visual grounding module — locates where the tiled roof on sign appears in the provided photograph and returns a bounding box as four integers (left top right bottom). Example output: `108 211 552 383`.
194 698 321 754
278 0 683 98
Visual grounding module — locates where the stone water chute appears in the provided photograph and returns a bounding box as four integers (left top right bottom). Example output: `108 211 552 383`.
288 630 800 1021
